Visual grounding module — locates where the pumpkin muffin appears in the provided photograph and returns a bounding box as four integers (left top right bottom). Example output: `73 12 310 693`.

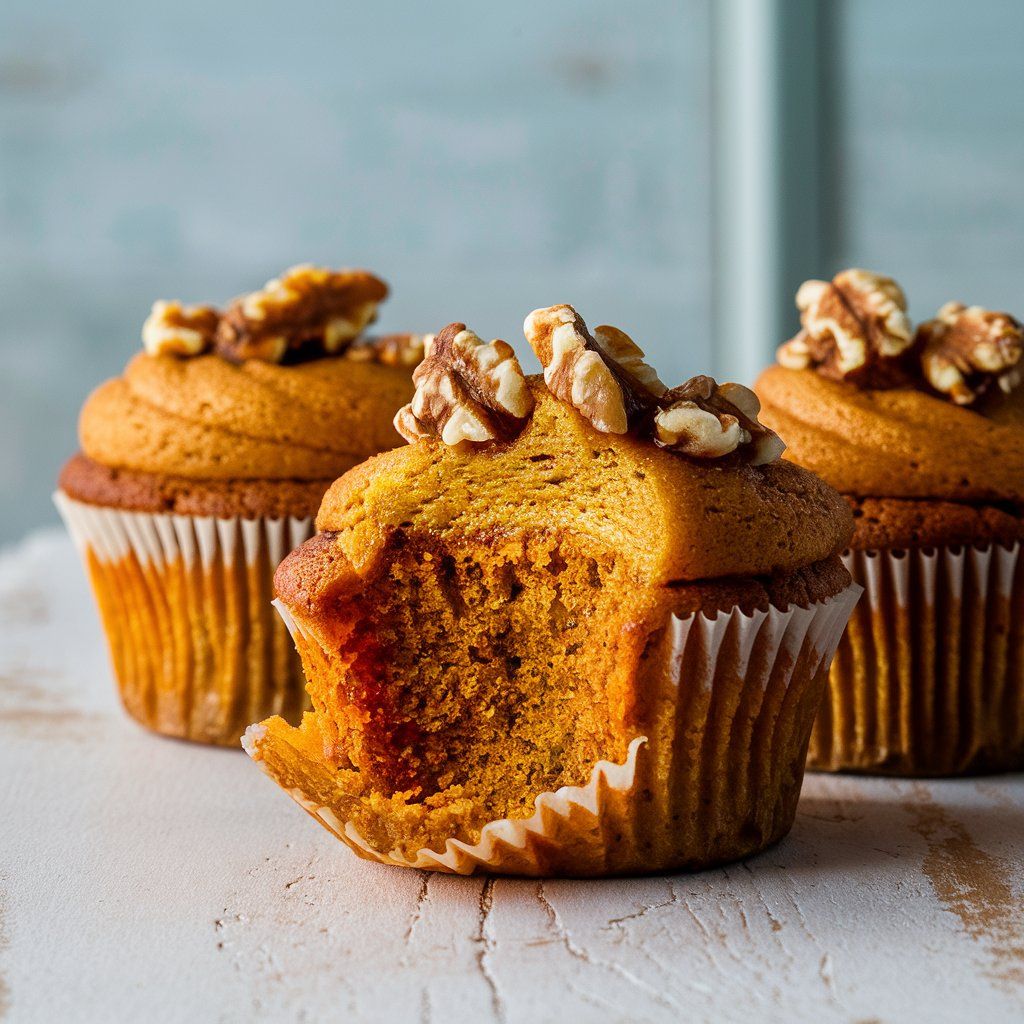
245 309 860 876
56 265 426 745
756 269 1024 775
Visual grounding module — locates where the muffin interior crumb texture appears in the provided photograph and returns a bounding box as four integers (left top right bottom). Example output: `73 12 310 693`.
270 541 848 860
313 530 636 838
258 386 852 860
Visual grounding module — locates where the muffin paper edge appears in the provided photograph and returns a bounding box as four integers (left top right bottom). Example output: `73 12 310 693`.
810 542 1024 775
54 490 314 745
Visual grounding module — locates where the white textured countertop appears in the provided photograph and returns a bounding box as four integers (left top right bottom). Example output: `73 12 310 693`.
2 531 1023 1024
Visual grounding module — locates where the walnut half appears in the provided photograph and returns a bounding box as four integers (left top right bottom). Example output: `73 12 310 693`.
525 305 783 466
394 323 534 446
778 268 913 386
141 300 220 357
345 333 430 368
917 301 1023 406
215 264 388 363
653 376 785 465
523 304 665 434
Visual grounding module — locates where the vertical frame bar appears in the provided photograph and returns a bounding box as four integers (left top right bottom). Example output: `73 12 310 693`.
711 0 827 382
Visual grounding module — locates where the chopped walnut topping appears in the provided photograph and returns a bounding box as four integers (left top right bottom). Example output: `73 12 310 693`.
653 376 785 465
394 323 534 446
523 304 665 434
525 305 782 466
141 300 219 357
345 333 429 368
778 268 913 386
917 301 1023 406
215 264 388 363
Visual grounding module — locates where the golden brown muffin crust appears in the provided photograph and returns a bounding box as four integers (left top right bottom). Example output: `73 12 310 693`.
754 364 1024 506
78 351 414 481
848 495 1024 551
664 552 851 614
59 453 337 519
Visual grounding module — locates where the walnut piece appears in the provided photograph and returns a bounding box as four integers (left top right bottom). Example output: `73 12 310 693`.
653 376 785 465
141 300 220 357
523 304 665 433
394 323 534 445
345 333 429 368
778 268 913 386
524 305 782 465
917 301 1023 406
215 264 388 363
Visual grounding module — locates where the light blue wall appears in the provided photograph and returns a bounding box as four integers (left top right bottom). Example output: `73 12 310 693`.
1 1 1022 545
0 0 712 543
825 0 1024 322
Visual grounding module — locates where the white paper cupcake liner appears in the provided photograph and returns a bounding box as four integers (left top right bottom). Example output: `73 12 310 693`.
246 582 861 876
55 490 314 745
809 542 1024 775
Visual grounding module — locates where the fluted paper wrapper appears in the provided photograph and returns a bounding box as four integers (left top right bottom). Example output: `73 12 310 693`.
245 584 860 876
55 491 313 746
809 543 1024 776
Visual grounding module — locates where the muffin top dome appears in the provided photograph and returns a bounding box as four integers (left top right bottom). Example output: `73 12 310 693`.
756 364 1024 505
75 264 426 482
304 385 851 590
281 307 852 610
80 349 420 480
755 269 1024 507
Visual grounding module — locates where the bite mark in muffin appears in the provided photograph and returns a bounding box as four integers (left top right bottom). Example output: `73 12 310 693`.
251 308 857 872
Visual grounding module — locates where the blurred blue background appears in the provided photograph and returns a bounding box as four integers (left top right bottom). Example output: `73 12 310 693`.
0 0 1021 543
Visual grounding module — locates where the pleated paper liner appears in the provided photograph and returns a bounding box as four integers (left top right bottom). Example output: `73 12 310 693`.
245 584 861 877
54 491 313 746
809 542 1024 775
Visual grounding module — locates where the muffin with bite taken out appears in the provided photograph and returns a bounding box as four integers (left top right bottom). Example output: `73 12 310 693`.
756 269 1024 775
57 264 427 746
245 307 860 877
